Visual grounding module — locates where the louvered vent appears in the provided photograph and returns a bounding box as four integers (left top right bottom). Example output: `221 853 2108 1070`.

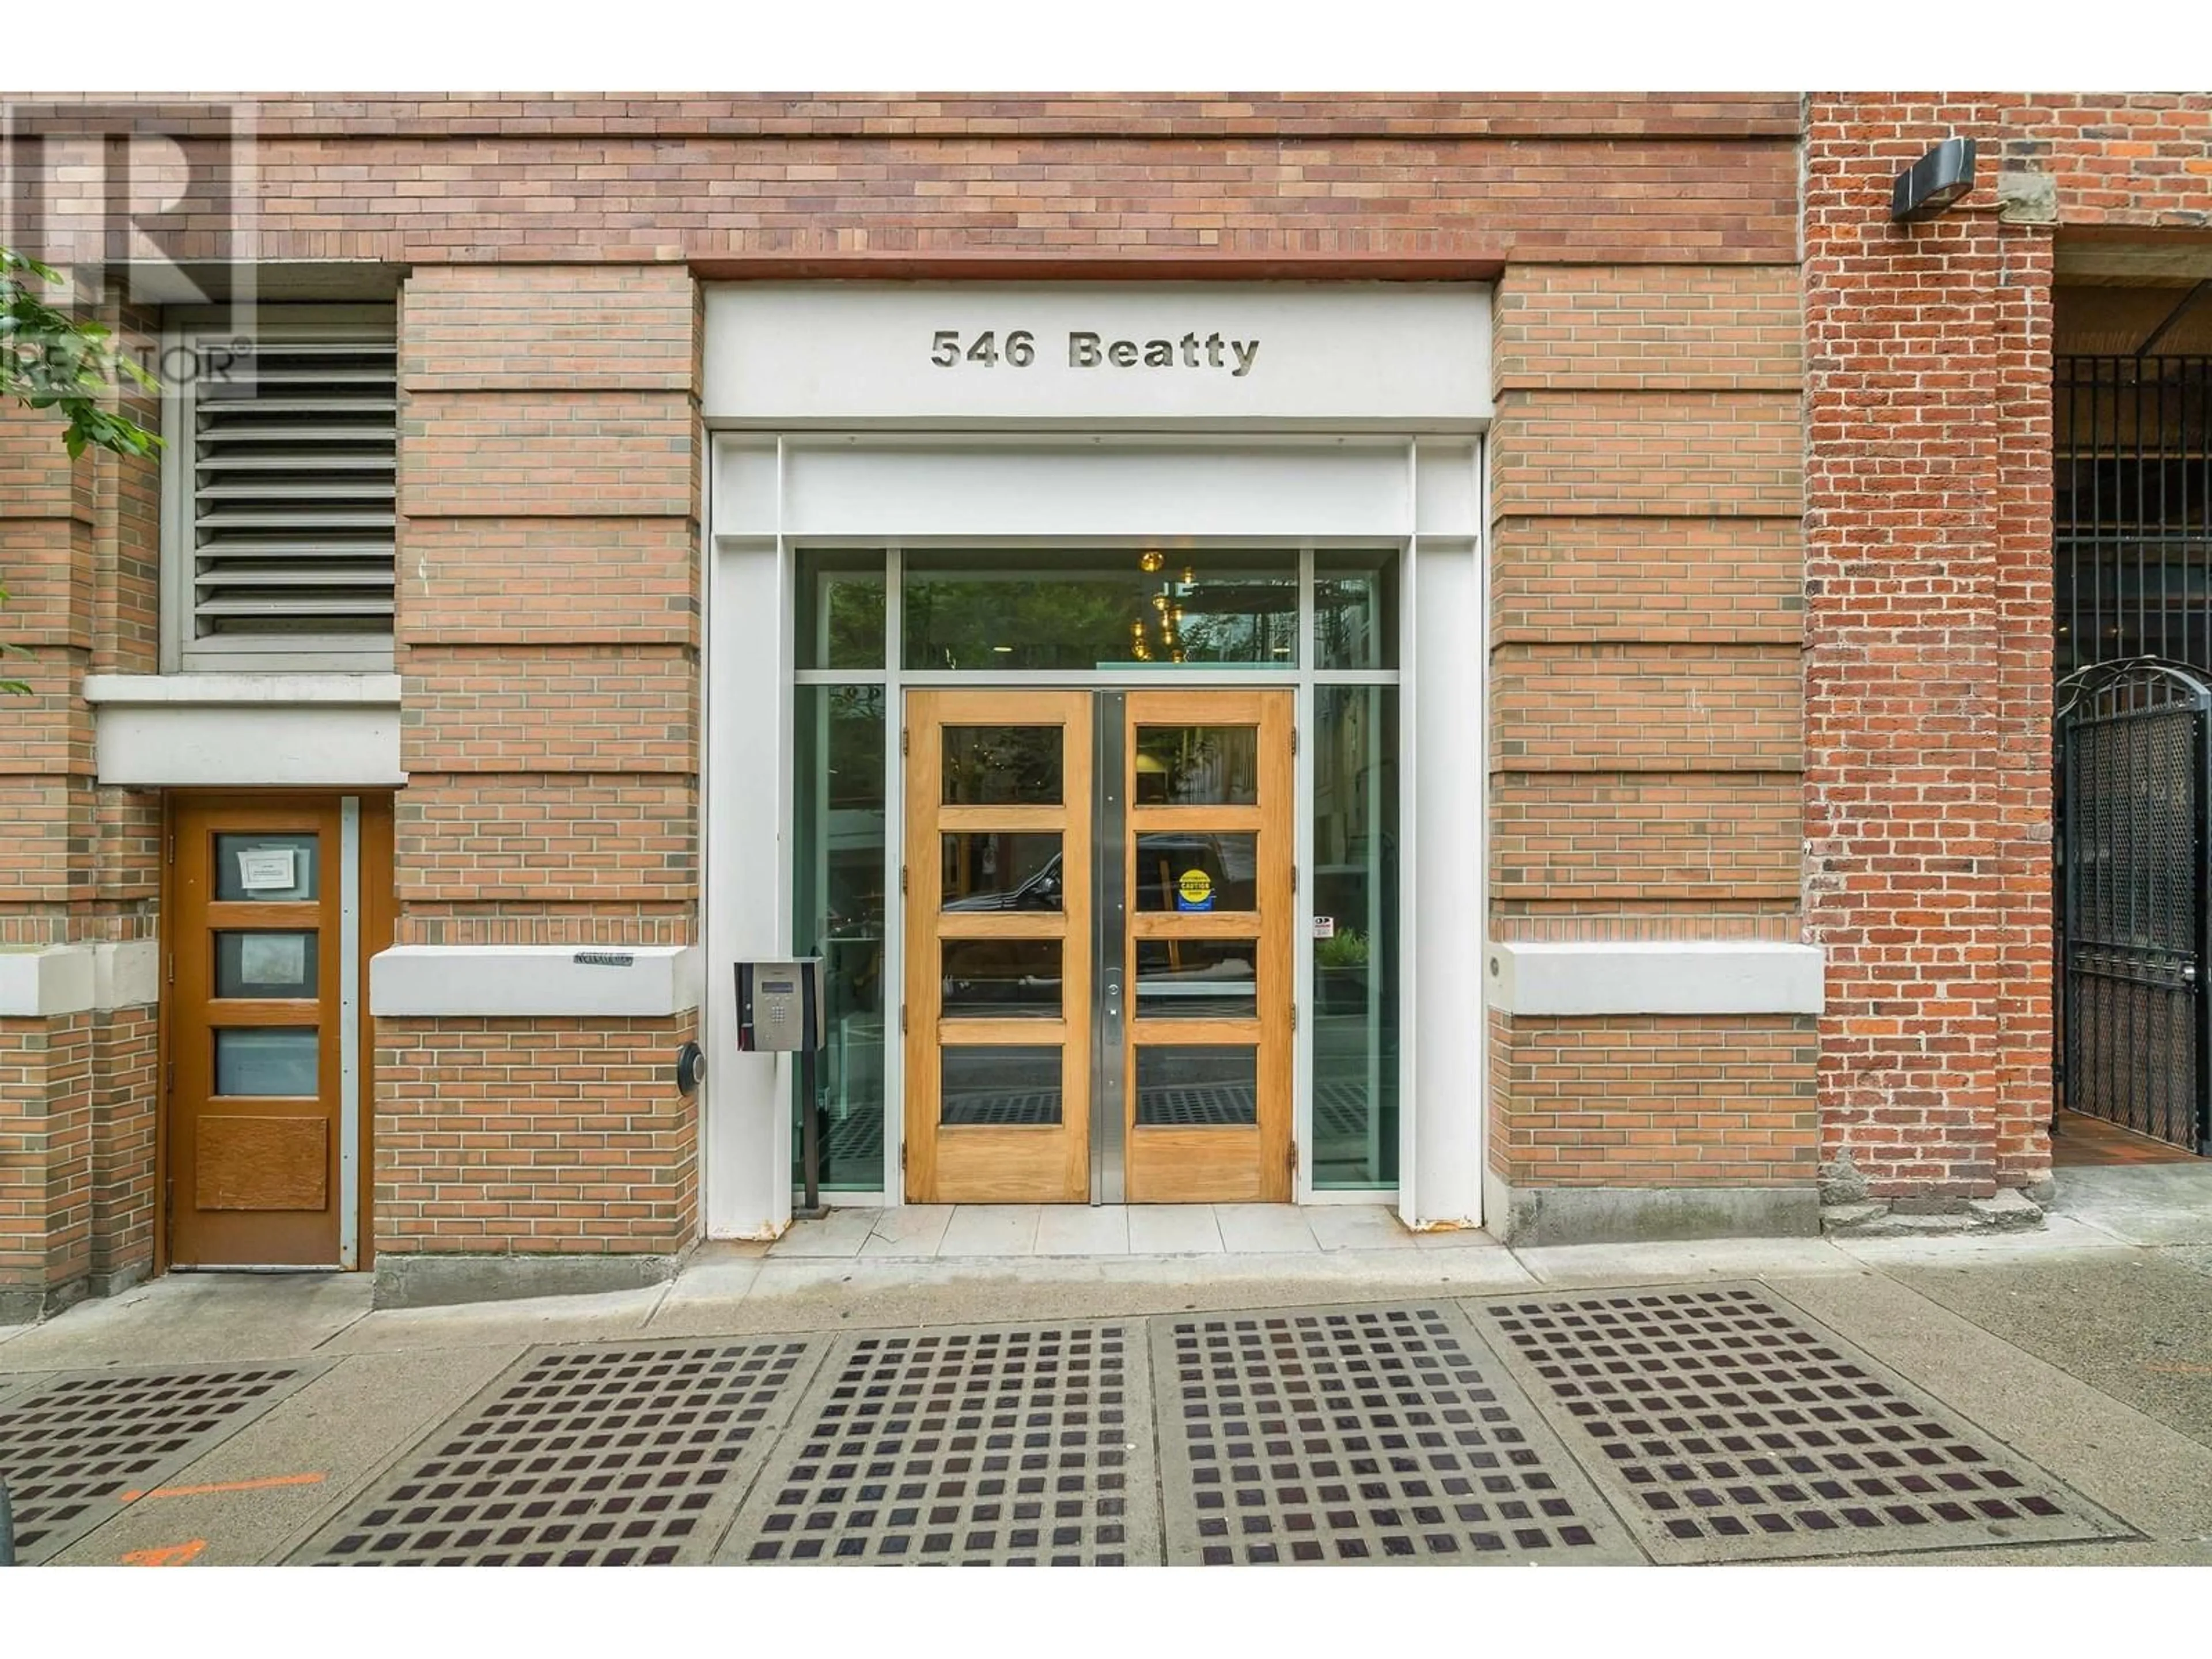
187 327 397 652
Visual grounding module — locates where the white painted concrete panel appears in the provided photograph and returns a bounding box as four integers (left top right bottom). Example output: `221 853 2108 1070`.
95 704 403 786
369 945 702 1017
779 441 1410 540
1485 941 1826 1016
704 283 1491 427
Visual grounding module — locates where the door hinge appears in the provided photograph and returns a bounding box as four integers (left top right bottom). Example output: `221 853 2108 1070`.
1289 1141 1300 1176
900 863 908 897
900 1141 909 1172
1291 865 1298 897
1291 726 1298 757
165 831 175 866
1290 1002 1298 1033
901 726 910 756
900 1003 908 1035
164 1059 175 1094
165 952 175 987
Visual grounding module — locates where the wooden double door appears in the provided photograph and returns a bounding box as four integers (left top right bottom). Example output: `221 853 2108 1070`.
904 689 1293 1204
166 793 392 1269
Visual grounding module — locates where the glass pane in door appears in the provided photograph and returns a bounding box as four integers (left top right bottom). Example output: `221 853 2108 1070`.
941 1047 1064 1127
1134 1046 1258 1127
942 727 1063 804
1134 725 1259 805
214 834 319 900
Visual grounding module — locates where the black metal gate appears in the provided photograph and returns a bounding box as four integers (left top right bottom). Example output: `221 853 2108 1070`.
2058 660 2212 1153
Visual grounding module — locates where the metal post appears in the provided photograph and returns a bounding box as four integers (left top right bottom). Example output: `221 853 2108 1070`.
797 1044 825 1220
2198 696 2212 1157
1 1473 14 1566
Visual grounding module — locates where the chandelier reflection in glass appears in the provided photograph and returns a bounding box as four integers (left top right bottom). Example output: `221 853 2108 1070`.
1128 548 1197 664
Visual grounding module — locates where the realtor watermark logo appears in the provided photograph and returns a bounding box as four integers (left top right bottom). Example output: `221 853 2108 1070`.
2 99 259 385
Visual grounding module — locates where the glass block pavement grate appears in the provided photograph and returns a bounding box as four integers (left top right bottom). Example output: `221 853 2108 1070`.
717 1321 1157 1565
288 1339 825 1566
1152 1302 1640 1565
0 1362 320 1563
1469 1284 2133 1563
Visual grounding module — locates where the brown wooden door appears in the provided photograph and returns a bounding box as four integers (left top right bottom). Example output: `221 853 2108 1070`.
1122 690 1294 1202
167 794 389 1268
904 692 1093 1203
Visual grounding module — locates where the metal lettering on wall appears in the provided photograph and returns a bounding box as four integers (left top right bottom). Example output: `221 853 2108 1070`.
929 329 1262 378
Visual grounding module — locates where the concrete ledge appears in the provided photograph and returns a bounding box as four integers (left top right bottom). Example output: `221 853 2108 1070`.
372 1251 685 1310
1486 940 1825 1017
0 941 160 1016
371 944 703 1018
1485 1177 1821 1247
84 673 404 787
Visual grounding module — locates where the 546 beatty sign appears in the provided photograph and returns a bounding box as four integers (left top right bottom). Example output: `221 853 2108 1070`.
930 328 1263 377
702 282 1490 426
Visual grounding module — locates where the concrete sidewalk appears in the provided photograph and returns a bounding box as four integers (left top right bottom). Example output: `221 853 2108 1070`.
2 1166 2210 1566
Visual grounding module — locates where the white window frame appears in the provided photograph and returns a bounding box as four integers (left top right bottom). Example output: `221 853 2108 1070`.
160 303 399 673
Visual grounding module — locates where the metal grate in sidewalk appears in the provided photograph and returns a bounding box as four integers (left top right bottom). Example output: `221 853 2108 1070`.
289 1339 823 1566
1470 1283 2133 1563
0 1362 319 1564
1152 1303 1640 1565
718 1321 1155 1565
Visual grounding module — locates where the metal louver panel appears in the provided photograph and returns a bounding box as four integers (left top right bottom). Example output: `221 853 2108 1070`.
191 332 397 638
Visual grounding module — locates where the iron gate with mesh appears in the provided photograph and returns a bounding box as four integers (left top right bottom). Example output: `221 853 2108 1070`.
2058 661 2212 1153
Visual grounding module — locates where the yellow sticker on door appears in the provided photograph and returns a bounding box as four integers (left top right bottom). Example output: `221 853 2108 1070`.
1176 868 1214 911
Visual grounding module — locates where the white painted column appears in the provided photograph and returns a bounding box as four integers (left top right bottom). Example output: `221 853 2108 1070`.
1404 440 1486 1229
703 437 795 1239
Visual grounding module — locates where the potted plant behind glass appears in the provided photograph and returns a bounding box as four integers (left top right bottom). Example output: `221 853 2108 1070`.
1314 926 1370 1015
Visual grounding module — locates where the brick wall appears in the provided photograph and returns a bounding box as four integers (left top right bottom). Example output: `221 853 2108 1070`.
1488 1010 1820 1189
0 289 162 1310
1486 260 1813 1200
373 1016 699 1257
376 262 702 1260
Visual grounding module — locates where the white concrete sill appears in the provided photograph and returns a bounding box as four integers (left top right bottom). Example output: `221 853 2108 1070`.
82 672 402 706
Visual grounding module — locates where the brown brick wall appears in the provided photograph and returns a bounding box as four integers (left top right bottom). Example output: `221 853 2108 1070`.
1488 1010 1820 1188
1491 517 1802 646
1492 775 1802 904
0 1014 93 1316
1487 259 1806 1196
373 1014 699 1257
382 262 704 1259
2 96 1802 273
89 1004 157 1286
0 294 162 1305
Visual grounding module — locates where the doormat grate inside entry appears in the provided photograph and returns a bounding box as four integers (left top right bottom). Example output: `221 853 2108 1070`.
1152 1303 1641 1565
290 1339 823 1566
717 1321 1158 1565
1470 1284 2133 1563
0 1362 319 1564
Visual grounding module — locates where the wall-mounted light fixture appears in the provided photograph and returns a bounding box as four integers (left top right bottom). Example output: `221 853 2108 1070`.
1891 137 1977 222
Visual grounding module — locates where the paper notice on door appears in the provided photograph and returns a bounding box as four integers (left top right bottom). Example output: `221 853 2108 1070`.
1313 915 1336 940
239 933 307 987
237 847 297 892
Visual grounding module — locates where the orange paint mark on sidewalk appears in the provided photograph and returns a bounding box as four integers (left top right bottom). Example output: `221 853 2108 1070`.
120 1539 208 1567
117 1471 327 1503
